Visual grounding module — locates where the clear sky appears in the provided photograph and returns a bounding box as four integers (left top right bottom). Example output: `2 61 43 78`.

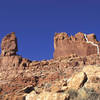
0 0 100 60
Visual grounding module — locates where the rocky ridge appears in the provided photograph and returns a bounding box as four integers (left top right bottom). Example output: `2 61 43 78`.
54 32 100 58
0 32 100 100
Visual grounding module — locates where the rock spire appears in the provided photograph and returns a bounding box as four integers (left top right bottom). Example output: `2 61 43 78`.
1 32 18 56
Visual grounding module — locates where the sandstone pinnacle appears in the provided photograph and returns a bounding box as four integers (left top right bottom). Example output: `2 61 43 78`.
1 32 18 56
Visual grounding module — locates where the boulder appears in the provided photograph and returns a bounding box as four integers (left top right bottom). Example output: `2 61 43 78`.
83 65 100 93
4 94 26 100
26 90 69 100
67 72 87 90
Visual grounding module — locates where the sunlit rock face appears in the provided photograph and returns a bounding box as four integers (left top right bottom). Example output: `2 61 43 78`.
1 32 100 100
1 32 18 56
53 32 99 58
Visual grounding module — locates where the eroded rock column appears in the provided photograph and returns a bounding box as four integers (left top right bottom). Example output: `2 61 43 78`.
1 32 18 56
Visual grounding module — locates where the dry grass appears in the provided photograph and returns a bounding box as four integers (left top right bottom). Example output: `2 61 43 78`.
67 87 100 100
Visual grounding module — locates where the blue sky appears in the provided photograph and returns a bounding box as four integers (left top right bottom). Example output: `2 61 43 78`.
0 0 100 60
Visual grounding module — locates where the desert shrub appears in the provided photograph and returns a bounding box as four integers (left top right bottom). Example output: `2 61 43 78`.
82 88 100 100
68 89 78 100
67 88 100 100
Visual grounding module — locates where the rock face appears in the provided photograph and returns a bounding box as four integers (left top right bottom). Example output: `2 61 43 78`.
1 32 18 56
83 65 100 93
1 32 100 100
26 91 69 100
67 72 87 90
53 32 100 58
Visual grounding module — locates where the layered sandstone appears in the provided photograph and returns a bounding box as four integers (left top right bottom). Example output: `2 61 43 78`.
54 32 100 58
1 32 18 56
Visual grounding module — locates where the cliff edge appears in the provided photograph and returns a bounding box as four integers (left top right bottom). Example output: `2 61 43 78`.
54 32 100 58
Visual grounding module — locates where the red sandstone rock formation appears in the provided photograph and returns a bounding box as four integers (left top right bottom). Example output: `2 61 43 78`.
53 32 100 58
0 32 100 100
1 32 18 56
